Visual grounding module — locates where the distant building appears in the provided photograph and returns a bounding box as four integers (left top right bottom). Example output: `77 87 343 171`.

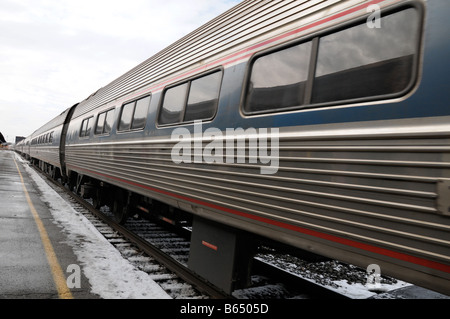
15 136 25 144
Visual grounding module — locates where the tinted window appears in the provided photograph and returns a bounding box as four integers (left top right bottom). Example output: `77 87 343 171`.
243 7 420 114
118 95 151 132
95 112 106 134
312 8 419 103
185 72 221 121
132 96 150 129
104 109 115 134
85 118 93 137
159 83 188 125
80 120 88 137
95 109 115 135
158 70 222 126
245 42 312 113
118 102 134 131
80 117 93 137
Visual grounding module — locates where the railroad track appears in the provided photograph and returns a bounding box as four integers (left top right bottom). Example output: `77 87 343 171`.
75 210 206 298
31 162 360 299
47 180 228 299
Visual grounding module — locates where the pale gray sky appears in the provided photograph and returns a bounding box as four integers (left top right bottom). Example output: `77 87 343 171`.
0 0 241 142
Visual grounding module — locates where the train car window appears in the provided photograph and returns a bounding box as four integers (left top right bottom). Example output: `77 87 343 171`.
118 95 151 132
159 83 189 125
132 96 151 130
80 117 94 137
80 120 88 137
95 112 106 134
312 8 419 104
118 102 135 131
158 70 222 126
184 72 221 121
95 109 115 135
86 118 93 137
243 6 421 115
104 109 115 133
245 42 312 113
184 72 221 122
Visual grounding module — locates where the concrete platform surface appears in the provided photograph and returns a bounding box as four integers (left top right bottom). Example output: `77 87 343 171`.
0 150 100 298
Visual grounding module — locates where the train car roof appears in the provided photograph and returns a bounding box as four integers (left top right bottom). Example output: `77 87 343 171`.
30 106 72 137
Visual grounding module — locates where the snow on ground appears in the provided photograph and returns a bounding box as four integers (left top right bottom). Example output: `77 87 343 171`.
332 279 410 299
15 153 171 299
255 250 413 299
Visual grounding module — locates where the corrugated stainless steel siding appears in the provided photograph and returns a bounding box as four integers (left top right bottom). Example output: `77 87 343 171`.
65 123 450 268
30 146 60 168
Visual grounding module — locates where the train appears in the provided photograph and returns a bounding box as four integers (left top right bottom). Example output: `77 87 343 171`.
15 0 450 296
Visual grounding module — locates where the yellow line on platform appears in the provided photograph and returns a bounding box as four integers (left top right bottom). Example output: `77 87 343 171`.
13 156 73 299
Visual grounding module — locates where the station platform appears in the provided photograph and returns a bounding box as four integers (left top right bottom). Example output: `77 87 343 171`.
0 150 100 298
0 150 170 299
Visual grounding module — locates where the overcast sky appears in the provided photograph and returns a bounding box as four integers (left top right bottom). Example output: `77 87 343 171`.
0 0 241 143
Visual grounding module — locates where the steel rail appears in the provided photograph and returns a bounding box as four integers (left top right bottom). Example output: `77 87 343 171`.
77 197 232 299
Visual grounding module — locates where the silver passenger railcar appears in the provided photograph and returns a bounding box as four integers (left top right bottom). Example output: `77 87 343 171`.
27 106 76 179
21 0 450 295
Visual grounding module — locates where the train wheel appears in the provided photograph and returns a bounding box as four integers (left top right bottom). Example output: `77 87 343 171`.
112 189 128 224
68 173 77 193
92 188 102 210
